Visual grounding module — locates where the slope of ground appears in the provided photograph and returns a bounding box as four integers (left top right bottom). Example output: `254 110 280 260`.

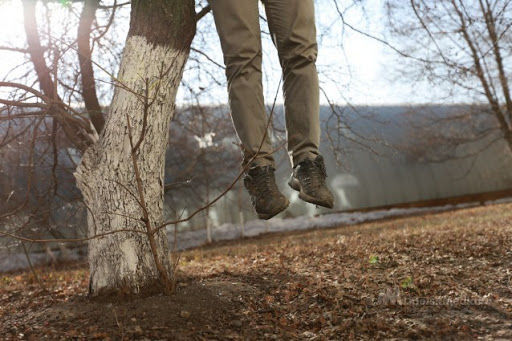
1 203 511 339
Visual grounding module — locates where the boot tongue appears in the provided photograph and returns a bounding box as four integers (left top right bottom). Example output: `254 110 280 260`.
297 158 315 171
298 157 327 180
313 156 327 177
248 165 274 176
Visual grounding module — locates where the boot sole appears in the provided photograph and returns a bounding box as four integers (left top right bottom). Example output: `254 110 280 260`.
257 198 290 220
288 177 334 209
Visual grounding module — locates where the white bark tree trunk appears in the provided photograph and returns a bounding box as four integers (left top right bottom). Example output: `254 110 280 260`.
74 1 195 296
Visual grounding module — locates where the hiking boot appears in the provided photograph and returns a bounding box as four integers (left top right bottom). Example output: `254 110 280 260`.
244 166 290 220
288 155 334 208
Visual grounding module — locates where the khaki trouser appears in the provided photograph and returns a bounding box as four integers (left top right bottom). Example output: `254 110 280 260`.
209 0 320 168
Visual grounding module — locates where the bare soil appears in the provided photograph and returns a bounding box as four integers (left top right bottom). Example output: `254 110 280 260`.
1 203 512 340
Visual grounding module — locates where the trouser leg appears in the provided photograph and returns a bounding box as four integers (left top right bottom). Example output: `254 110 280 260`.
263 0 321 167
209 0 275 168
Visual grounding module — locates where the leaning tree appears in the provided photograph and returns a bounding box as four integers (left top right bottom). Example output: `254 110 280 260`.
4 0 197 295
1 0 212 296
74 0 197 296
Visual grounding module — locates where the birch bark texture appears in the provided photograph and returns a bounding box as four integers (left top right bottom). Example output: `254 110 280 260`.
75 0 196 296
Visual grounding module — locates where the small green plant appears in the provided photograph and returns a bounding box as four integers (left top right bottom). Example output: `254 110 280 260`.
369 255 379 265
401 276 414 289
59 0 71 8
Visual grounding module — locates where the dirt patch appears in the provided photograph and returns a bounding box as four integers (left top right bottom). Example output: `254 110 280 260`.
2 277 265 340
1 203 512 339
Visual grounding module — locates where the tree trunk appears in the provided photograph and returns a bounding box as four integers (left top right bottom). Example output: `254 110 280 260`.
504 130 512 155
74 0 195 297
77 0 105 133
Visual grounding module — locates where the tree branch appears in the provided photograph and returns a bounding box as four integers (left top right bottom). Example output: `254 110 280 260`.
78 0 105 133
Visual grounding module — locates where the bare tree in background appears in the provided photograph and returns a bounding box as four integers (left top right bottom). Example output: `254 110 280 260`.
384 0 512 155
0 0 127 264
165 105 241 241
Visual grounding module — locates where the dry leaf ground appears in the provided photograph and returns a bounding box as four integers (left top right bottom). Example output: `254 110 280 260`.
1 202 511 339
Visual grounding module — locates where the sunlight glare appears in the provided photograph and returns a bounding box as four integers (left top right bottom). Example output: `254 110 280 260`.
0 0 75 78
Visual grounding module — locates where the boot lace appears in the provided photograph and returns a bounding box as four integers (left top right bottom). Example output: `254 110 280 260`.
299 158 327 188
248 166 276 198
249 166 275 197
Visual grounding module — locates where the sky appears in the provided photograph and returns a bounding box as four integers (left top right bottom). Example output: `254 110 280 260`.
0 0 445 107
